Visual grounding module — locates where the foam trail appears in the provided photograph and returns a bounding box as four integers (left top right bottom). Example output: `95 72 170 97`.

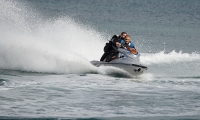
0 0 109 74
140 50 200 65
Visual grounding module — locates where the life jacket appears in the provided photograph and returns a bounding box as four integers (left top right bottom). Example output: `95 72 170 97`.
120 40 135 48
111 35 119 41
103 40 113 53
120 40 137 54
104 35 120 52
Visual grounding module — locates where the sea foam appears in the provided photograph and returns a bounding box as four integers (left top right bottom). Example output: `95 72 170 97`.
0 0 108 74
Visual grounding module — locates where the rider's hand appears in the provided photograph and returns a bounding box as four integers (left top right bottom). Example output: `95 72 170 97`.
116 43 121 48
121 45 126 49
129 48 136 50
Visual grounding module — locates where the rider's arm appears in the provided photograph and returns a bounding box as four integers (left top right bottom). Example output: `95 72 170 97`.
130 43 136 49
128 43 138 54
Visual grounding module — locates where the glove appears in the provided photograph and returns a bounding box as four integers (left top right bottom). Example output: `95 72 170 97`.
116 43 121 48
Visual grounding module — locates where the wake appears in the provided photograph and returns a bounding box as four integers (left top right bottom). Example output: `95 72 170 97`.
140 50 200 65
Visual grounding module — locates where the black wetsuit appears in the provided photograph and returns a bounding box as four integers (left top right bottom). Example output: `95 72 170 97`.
100 35 123 62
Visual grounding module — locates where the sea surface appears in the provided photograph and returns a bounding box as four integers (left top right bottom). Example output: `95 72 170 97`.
0 0 200 119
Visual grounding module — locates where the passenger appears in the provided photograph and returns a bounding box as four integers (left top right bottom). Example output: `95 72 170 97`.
118 35 135 49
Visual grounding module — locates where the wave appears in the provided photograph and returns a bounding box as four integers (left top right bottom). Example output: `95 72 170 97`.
140 50 200 65
1 116 200 120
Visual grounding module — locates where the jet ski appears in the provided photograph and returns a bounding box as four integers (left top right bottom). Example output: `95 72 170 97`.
90 47 147 76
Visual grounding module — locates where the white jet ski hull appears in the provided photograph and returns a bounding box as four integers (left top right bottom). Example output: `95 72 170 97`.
90 60 147 76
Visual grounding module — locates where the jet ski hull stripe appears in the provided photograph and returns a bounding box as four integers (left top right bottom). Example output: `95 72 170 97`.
132 64 147 69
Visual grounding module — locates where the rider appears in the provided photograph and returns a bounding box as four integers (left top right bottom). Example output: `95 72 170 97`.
117 35 135 49
117 35 137 55
100 32 127 61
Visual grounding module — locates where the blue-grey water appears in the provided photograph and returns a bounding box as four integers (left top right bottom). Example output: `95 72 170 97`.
0 0 200 119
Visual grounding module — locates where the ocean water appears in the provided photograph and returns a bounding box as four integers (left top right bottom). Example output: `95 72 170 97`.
0 0 200 119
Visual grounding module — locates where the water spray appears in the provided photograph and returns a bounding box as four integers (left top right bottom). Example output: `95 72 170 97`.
163 42 165 52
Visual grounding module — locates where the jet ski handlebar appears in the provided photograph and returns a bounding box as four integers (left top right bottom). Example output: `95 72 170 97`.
113 45 138 55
